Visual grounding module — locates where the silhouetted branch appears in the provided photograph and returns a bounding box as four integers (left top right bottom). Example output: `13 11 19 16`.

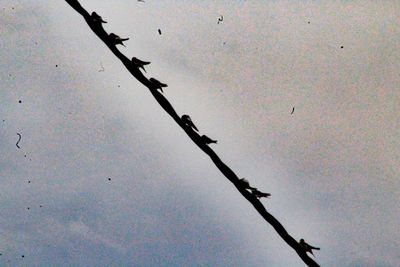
64 1 320 266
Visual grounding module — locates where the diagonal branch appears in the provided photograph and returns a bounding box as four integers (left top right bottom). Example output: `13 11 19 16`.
64 1 320 266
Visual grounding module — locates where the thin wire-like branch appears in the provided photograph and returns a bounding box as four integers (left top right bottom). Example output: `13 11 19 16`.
64 1 320 266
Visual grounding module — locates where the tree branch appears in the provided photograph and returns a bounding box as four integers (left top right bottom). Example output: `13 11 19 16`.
64 1 320 266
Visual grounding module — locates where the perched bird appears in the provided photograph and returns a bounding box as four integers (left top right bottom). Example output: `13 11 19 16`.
201 135 217 144
251 188 271 199
149 78 167 93
131 57 150 72
299 239 320 256
238 178 257 190
181 115 198 131
291 107 295 115
108 33 129 47
91 12 107 23
218 15 223 24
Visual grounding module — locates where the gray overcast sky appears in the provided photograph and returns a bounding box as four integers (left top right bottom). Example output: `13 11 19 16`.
1 0 399 266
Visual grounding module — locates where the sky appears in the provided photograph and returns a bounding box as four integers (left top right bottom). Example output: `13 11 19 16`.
0 0 399 266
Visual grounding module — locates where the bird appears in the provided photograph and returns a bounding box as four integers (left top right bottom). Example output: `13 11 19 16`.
108 33 129 47
299 239 320 256
158 29 162 35
251 188 271 199
201 135 217 144
291 107 295 115
131 57 150 73
149 78 167 93
91 12 107 23
238 178 257 190
181 115 198 131
218 15 223 24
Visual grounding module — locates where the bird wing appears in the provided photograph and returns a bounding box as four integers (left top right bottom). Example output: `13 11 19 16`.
190 122 198 131
135 58 150 65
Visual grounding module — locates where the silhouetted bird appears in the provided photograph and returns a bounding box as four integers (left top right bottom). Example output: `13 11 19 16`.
291 107 295 115
91 12 107 23
218 15 223 24
108 33 129 47
251 188 271 199
299 239 320 256
238 178 257 190
158 29 162 35
201 135 217 144
132 57 150 72
181 115 198 131
149 78 167 93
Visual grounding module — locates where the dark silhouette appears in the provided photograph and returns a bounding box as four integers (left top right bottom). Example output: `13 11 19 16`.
251 188 271 199
132 57 150 73
238 178 257 190
16 133 22 148
108 33 129 47
64 1 320 265
149 77 167 93
91 12 107 23
158 29 161 35
181 115 198 132
201 135 217 144
299 239 320 256
291 107 295 115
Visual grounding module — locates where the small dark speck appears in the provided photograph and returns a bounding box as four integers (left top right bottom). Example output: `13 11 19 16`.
28 180 31 183
158 29 161 35
340 46 344 49
118 85 120 88
55 64 58 67
21 255 24 258
308 21 310 24
27 207 30 210
108 178 111 181
24 154 27 158
9 74 12 77
19 100 22 103
12 7 14 10
39 205 42 208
